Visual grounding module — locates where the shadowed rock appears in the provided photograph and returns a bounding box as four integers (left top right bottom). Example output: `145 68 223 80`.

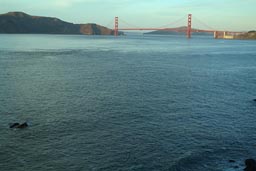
17 122 28 128
229 159 236 163
9 122 28 129
244 159 256 171
9 123 20 128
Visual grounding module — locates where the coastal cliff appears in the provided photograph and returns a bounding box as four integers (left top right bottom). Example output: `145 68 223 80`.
0 12 119 35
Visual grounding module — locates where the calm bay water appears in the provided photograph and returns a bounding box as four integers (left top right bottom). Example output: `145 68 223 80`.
0 34 256 171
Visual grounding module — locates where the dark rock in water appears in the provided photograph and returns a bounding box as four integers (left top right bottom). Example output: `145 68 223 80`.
253 99 256 102
9 122 20 128
244 159 256 171
229 159 236 163
9 122 28 129
17 122 28 128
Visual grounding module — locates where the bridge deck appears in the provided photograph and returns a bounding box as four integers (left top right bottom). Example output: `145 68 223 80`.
118 28 244 34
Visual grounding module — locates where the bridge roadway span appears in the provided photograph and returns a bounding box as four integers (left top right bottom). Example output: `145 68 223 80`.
118 28 213 32
114 14 245 38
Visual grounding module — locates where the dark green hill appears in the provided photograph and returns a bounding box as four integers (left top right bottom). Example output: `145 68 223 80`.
0 12 118 35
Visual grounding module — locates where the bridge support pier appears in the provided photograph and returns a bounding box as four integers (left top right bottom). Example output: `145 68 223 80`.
214 31 218 39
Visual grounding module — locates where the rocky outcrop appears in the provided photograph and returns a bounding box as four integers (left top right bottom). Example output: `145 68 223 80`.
244 159 256 171
0 12 119 35
80 23 113 35
9 122 28 129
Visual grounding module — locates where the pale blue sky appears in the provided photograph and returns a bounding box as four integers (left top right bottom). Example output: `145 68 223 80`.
0 0 255 31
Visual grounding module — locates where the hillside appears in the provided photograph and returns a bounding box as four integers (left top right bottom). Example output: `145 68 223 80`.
235 31 256 39
145 26 212 36
0 12 119 35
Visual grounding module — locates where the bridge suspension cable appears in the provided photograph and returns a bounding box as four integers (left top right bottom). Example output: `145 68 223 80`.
114 14 193 38
118 18 141 29
192 16 216 31
113 14 246 39
155 15 187 29
116 15 186 30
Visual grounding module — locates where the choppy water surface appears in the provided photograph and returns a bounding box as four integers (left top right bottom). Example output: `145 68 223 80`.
0 34 256 171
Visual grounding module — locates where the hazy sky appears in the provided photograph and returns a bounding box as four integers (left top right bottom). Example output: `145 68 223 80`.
0 0 255 31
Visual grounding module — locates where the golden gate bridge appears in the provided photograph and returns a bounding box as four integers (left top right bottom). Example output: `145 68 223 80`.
113 14 245 39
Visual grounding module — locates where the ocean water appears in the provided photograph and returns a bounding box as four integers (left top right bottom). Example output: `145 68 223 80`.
0 34 256 171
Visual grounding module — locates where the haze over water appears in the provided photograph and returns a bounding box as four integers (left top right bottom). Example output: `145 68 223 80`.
0 34 256 171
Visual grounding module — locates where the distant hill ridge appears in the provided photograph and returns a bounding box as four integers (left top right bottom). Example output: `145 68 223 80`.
0 11 117 35
145 26 212 35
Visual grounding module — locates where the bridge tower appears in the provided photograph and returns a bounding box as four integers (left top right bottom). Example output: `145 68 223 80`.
114 17 118 36
187 14 192 38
